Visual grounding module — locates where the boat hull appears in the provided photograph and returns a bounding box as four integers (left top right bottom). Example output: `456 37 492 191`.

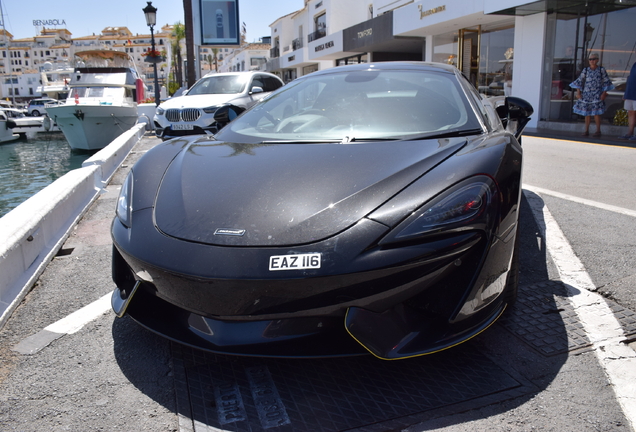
10 116 61 137
47 104 138 150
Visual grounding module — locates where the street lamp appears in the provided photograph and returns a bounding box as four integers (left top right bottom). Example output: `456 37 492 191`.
143 1 161 106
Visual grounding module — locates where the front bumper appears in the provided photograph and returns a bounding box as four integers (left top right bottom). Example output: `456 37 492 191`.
154 120 217 139
112 281 505 359
111 209 514 359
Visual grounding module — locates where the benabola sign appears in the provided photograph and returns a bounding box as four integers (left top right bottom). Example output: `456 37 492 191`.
33 19 67 26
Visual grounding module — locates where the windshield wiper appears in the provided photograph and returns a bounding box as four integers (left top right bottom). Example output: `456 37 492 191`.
404 128 484 141
260 139 342 144
343 136 400 143
258 131 477 145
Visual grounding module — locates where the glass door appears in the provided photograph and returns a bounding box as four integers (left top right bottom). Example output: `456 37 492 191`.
458 27 480 87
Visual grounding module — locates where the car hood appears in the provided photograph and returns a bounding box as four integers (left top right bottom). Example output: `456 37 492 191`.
154 138 466 246
159 94 242 109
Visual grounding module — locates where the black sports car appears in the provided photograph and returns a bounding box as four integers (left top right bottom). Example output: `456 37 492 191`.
111 62 533 360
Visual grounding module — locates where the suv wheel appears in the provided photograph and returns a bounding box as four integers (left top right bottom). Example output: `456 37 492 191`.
31 110 40 116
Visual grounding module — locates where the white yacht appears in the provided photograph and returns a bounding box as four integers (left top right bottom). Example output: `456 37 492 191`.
46 50 141 151
0 111 20 143
2 108 60 138
35 61 74 101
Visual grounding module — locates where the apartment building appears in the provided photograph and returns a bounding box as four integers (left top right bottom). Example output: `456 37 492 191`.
0 25 173 105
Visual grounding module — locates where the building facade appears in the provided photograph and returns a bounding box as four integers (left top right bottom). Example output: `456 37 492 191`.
260 0 636 130
0 25 173 106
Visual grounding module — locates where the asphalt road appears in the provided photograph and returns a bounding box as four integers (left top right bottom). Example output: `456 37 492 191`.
0 134 634 432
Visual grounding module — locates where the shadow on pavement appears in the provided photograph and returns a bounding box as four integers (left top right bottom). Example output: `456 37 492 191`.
111 316 176 412
111 193 574 431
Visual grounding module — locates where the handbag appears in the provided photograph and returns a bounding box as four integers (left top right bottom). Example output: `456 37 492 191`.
613 108 629 126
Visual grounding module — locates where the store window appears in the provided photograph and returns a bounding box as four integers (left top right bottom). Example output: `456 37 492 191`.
303 64 319 75
309 13 327 42
336 54 367 66
544 6 636 124
432 21 514 96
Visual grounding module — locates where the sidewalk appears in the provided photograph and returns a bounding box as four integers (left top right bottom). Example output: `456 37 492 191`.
526 125 636 148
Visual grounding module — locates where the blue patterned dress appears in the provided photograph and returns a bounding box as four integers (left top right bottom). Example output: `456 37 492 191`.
570 67 615 116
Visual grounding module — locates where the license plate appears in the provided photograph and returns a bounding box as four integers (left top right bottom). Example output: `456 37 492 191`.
269 253 321 271
172 124 194 130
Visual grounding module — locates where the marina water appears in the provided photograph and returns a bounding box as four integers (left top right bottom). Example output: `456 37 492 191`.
0 133 91 218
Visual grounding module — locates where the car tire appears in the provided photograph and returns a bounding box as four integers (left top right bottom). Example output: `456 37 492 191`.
503 233 519 309
31 110 40 117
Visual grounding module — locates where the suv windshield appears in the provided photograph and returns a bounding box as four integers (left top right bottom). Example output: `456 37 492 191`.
187 75 248 95
216 69 481 143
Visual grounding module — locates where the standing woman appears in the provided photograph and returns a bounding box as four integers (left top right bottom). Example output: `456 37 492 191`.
570 53 614 137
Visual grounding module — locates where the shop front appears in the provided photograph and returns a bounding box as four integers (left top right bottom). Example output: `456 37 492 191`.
541 3 636 126
431 21 515 97
342 11 425 64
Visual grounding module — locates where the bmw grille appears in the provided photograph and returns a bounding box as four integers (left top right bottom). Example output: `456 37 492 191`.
166 108 201 122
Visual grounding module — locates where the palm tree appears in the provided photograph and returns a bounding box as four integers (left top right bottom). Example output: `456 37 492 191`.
171 22 185 88
211 49 219 72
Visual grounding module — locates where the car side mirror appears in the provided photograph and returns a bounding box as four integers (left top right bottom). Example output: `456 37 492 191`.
213 104 246 131
497 96 533 141
249 86 264 95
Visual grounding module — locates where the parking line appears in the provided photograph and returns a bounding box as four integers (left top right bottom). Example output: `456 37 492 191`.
524 190 636 430
524 184 636 218
12 292 112 355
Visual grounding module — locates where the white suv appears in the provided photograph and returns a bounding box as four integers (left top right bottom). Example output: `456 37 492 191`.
27 98 58 116
154 71 284 139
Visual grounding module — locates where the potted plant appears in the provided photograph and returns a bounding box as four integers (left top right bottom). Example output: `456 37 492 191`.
144 49 165 63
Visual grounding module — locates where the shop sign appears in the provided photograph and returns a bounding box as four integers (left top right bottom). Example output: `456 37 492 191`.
343 11 392 52
33 19 67 26
315 40 334 52
418 5 446 19
358 28 372 39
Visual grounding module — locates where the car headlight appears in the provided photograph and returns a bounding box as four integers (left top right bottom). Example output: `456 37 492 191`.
156 107 165 116
202 105 221 114
116 171 133 228
380 176 498 245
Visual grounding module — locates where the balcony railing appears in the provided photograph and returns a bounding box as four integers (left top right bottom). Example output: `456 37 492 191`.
270 47 280 58
292 38 303 51
308 28 327 43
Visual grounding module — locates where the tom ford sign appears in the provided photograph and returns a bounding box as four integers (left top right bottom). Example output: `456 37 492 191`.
33 19 67 26
343 11 392 52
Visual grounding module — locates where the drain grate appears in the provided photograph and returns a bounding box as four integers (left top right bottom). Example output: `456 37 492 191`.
607 301 636 340
55 247 75 257
499 280 592 356
500 280 636 357
172 342 524 432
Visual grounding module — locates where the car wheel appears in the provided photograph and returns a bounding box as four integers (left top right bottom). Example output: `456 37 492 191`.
31 110 40 116
503 233 519 309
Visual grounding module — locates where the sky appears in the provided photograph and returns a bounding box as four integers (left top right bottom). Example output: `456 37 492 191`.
1 0 301 44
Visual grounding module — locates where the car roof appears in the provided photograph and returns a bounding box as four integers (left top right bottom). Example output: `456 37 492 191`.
303 61 459 78
202 71 280 79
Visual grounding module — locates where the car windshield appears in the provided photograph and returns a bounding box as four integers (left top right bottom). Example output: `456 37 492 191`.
215 68 482 143
187 75 248 95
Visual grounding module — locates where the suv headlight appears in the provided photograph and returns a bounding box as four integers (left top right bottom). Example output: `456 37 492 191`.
156 107 165 116
202 105 221 114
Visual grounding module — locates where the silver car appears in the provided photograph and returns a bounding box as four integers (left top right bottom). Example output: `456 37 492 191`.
154 71 284 139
